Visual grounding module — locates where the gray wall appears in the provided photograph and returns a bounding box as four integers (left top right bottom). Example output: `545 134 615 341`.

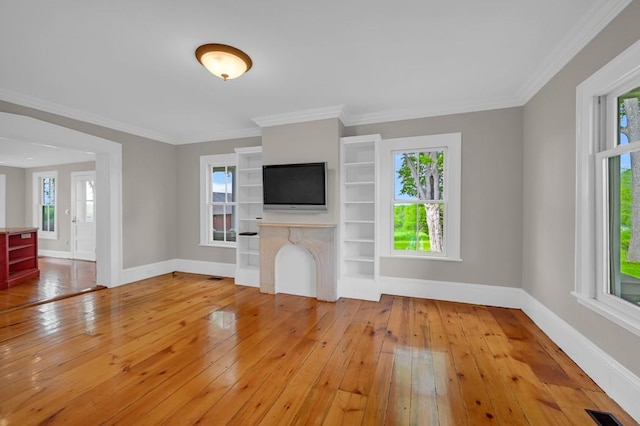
176 137 261 263
345 107 524 287
121 137 177 267
0 165 26 226
262 119 342 225
0 101 178 269
25 161 95 252
523 1 640 377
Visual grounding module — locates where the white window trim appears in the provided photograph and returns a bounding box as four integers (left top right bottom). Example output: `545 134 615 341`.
379 133 462 261
575 38 640 337
200 153 237 248
32 170 58 240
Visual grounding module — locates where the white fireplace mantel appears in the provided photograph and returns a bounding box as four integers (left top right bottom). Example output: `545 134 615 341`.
258 223 338 302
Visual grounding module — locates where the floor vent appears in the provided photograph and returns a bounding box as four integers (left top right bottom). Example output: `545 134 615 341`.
585 409 623 426
208 276 224 281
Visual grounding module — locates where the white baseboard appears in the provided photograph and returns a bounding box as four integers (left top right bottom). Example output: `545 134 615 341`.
120 259 177 285
339 277 381 301
521 292 640 423
38 249 72 259
379 276 523 309
174 259 235 278
120 259 235 286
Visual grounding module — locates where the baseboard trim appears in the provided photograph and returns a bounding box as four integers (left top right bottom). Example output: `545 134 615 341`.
38 249 72 259
120 259 177 286
174 259 236 279
379 276 523 309
339 277 381 301
521 292 640 422
120 259 236 286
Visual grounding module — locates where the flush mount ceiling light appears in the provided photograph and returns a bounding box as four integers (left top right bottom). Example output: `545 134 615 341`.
195 43 252 81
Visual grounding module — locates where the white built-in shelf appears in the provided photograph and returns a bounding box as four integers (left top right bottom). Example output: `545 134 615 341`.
235 146 263 287
344 161 375 167
344 255 375 263
344 238 374 243
340 135 380 285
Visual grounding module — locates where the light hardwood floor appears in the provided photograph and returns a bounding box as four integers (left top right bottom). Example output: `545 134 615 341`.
0 273 635 425
0 257 100 312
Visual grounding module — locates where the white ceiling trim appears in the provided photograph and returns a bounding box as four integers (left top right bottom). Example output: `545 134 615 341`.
252 105 345 128
516 0 632 104
175 127 263 145
0 88 174 144
342 96 523 127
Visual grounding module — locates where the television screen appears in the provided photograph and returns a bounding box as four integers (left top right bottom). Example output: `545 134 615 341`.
263 162 327 211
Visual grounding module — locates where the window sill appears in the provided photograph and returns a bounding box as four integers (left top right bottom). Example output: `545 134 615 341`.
198 243 236 249
38 233 57 240
383 254 463 262
572 292 640 338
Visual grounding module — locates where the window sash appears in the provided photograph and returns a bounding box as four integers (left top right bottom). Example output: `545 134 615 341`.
597 150 640 314
379 133 461 261
595 104 640 319
33 172 57 239
207 164 236 244
575 36 640 337
200 154 237 247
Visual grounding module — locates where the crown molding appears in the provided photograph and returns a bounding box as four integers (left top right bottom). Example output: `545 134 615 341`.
0 88 175 144
516 0 632 104
342 96 522 127
173 127 262 144
252 105 346 128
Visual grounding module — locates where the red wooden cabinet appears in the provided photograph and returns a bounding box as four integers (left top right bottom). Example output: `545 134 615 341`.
0 228 40 289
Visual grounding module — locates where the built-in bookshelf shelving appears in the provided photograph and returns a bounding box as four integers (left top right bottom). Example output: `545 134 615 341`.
340 135 380 294
235 146 263 287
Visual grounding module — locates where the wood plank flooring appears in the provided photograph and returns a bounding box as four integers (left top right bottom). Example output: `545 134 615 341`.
0 273 635 425
0 257 99 312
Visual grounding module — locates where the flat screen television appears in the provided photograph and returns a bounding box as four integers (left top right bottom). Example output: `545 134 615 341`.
262 162 327 211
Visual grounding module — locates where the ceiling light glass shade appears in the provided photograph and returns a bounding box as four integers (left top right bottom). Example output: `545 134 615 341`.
195 44 252 81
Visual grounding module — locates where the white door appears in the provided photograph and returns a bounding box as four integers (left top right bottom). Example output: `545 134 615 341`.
71 171 96 261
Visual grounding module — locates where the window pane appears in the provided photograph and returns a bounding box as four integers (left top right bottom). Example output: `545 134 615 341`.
211 166 235 203
85 181 94 201
609 152 640 307
227 205 236 242
227 166 236 203
42 205 54 232
393 203 444 253
394 151 444 201
212 205 236 242
82 200 94 223
43 178 56 204
618 86 640 146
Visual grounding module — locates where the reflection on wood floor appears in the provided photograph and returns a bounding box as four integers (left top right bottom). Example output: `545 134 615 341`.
0 273 635 424
0 257 100 312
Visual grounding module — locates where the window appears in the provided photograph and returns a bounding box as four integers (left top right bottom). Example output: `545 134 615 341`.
576 38 640 336
200 154 237 247
379 133 461 260
33 171 58 239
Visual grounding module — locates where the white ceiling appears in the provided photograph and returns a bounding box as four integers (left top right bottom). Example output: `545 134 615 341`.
0 0 631 146
0 138 95 168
